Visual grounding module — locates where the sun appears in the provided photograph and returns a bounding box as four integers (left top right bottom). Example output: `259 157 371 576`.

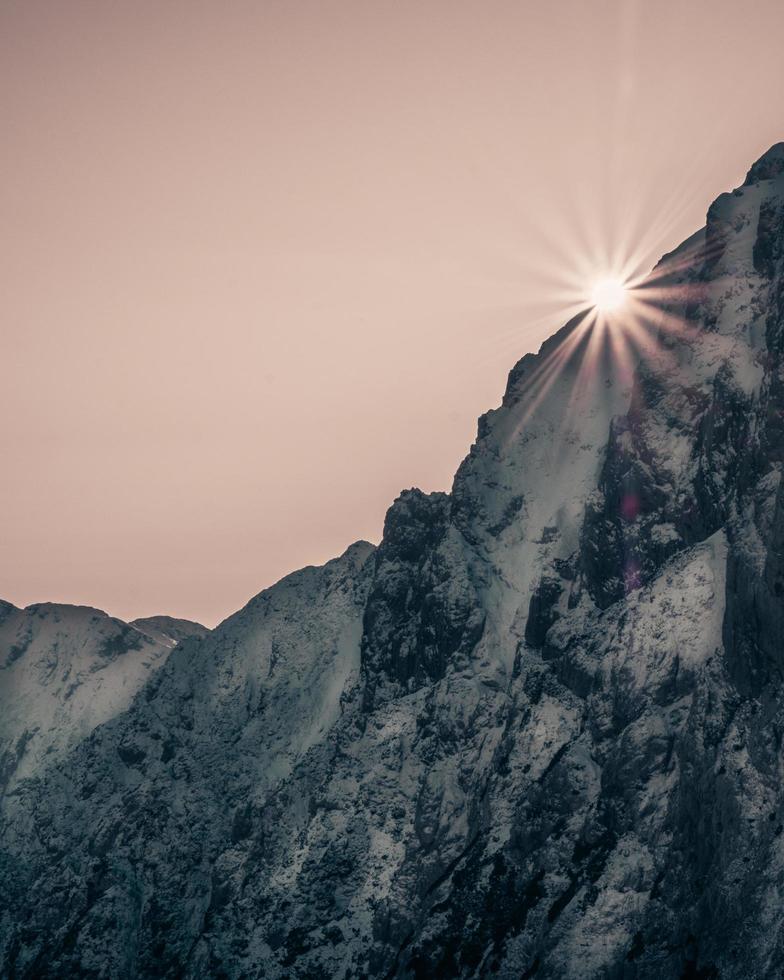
591 277 628 313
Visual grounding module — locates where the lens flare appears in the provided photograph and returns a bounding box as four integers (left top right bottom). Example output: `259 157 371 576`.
591 277 628 312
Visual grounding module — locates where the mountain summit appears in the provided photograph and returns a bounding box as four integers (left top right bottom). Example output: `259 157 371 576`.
3 145 784 978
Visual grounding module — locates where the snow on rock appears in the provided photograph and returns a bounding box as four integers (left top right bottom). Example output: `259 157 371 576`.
0 602 205 799
4 144 784 978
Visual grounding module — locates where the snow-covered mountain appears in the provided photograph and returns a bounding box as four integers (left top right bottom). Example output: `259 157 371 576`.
0 602 207 801
129 615 211 648
3 143 784 978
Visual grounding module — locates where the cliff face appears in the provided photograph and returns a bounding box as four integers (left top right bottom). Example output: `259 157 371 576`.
3 145 784 979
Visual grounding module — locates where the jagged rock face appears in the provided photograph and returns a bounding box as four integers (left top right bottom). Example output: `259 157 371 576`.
0 602 206 801
3 145 784 979
361 489 484 702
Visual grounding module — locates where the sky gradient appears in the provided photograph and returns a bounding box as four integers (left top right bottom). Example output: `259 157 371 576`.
3 0 784 626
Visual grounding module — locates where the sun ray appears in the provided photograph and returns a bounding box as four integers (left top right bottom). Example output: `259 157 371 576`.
504 313 596 442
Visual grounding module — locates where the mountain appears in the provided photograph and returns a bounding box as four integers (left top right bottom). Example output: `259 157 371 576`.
0 602 207 802
2 143 784 978
129 616 211 648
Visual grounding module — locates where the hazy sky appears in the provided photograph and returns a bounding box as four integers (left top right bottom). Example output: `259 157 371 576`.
3 0 783 626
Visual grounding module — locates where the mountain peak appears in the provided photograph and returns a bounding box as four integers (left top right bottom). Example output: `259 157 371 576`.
743 140 784 185
129 615 210 647
5 143 784 978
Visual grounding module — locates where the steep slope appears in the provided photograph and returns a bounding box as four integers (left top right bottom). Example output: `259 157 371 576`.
0 542 376 977
3 144 784 979
0 602 207 800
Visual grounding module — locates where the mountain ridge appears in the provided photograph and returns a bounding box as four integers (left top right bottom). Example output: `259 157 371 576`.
0 601 208 803
3 142 784 978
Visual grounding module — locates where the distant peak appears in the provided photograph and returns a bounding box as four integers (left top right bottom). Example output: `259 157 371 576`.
24 601 110 619
743 142 784 185
130 615 210 647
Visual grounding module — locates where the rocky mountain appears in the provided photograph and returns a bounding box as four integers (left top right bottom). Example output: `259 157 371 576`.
3 143 784 978
129 616 211 649
0 603 207 803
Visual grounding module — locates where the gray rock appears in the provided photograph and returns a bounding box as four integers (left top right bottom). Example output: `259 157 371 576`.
4 144 784 978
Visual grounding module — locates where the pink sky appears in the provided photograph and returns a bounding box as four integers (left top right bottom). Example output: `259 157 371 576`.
2 0 783 626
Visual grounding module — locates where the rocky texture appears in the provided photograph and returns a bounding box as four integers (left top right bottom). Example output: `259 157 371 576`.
0 602 206 803
3 144 784 978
